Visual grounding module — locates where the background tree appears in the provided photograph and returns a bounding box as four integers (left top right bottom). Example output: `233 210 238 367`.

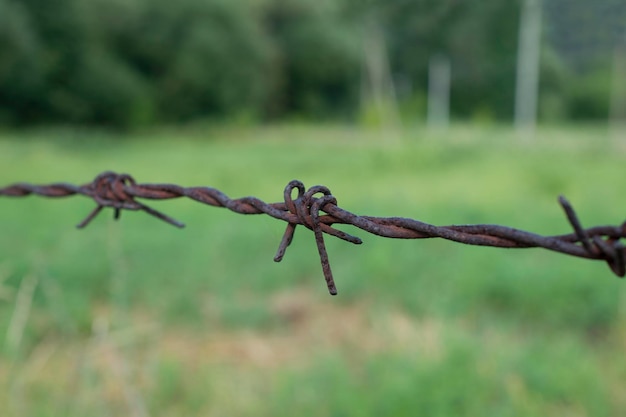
0 0 621 128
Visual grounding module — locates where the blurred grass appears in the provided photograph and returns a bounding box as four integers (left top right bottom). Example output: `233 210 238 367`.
0 123 625 416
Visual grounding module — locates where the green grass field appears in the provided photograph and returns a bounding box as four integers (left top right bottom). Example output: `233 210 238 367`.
1 124 625 416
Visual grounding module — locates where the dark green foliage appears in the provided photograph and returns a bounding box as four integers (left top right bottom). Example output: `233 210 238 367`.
0 0 620 127
566 67 612 120
262 0 361 118
0 0 45 124
99 0 275 122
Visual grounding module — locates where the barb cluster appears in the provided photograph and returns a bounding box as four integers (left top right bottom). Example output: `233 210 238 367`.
2 171 625 295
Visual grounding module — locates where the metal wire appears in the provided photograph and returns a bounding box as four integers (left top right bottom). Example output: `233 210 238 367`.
2 171 625 295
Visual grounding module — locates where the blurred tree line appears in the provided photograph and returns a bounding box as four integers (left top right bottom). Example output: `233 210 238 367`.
0 0 621 128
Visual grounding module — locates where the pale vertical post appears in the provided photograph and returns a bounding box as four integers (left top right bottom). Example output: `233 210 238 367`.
514 0 542 139
361 19 401 136
427 54 451 130
610 35 626 145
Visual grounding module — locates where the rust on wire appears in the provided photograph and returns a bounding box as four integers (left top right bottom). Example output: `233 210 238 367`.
1 171 625 295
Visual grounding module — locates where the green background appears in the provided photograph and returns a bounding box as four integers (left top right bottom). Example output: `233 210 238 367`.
1 124 625 416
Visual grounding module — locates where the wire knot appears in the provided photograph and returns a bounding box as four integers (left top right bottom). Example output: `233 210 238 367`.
592 235 625 277
559 196 625 277
273 180 362 295
77 171 184 229
92 171 139 210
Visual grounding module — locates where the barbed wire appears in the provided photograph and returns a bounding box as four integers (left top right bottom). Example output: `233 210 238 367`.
1 171 625 295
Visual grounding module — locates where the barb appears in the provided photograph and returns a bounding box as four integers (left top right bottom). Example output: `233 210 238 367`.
2 172 625 295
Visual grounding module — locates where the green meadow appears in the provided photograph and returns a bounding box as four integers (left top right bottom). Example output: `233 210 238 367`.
1 124 625 416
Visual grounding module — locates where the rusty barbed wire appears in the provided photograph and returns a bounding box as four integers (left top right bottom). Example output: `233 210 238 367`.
1 171 625 295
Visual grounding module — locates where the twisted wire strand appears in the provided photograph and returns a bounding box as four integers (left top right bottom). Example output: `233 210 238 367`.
2 171 625 295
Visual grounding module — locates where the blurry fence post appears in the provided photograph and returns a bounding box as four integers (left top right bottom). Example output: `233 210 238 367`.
427 54 451 130
610 35 626 146
514 0 542 140
361 18 401 136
